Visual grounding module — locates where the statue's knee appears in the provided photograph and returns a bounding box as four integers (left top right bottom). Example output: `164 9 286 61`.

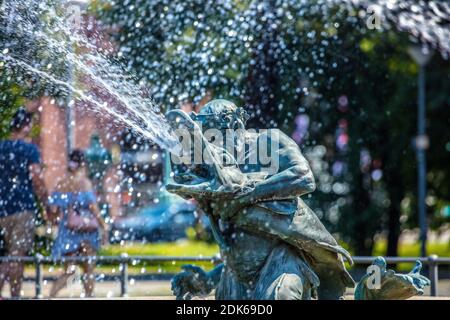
274 273 306 300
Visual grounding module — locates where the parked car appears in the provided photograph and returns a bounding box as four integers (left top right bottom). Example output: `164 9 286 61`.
110 194 210 242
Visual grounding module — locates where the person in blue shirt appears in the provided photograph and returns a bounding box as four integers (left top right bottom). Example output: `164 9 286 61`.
47 150 107 298
0 108 48 298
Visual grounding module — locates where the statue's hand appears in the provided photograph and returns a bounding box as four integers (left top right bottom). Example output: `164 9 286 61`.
167 179 237 200
213 182 259 220
211 196 246 221
355 257 431 300
166 181 214 199
171 265 214 300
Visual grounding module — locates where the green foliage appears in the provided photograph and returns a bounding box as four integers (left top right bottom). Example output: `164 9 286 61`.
100 240 219 257
0 78 24 139
0 0 70 138
100 240 219 272
1 0 447 257
94 0 450 256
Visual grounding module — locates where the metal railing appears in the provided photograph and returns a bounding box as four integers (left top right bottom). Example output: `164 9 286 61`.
0 255 221 298
0 255 449 298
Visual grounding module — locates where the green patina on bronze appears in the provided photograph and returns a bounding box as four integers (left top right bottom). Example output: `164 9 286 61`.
355 256 431 300
166 99 430 300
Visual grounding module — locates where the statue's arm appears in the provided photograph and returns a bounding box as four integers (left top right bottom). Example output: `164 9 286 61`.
244 160 315 202
237 140 315 205
171 263 224 299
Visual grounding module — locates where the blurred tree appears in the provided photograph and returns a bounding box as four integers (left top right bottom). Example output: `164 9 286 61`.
1 0 70 137
0 0 70 255
0 78 25 139
95 0 450 255
0 0 37 138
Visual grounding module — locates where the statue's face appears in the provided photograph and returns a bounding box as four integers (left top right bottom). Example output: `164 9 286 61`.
191 108 248 133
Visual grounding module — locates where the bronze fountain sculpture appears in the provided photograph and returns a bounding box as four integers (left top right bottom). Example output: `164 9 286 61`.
165 99 430 300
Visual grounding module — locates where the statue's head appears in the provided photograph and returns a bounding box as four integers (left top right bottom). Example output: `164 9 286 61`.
191 99 249 131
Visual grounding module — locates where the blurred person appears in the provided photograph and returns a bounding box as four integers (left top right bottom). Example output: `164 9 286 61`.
0 108 47 298
47 150 108 298
102 164 123 222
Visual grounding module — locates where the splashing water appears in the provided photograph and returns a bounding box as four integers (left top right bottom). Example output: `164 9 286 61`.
341 0 450 56
0 0 179 151
0 0 448 153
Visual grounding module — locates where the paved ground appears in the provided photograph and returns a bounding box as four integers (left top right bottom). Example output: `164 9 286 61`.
2 279 174 299
2 278 450 299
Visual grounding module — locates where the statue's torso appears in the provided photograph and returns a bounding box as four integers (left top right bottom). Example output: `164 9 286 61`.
212 130 294 285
